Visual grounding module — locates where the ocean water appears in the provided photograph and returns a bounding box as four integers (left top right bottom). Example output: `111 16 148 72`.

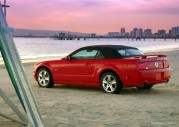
0 37 179 62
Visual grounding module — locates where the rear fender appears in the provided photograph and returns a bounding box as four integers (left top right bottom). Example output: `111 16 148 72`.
96 64 123 83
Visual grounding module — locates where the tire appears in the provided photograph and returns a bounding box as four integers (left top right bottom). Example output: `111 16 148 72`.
136 84 153 90
36 68 54 88
100 72 122 94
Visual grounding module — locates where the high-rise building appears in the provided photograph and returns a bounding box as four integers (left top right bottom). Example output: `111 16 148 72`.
131 28 143 38
172 27 176 36
177 27 179 36
120 28 126 36
158 30 166 37
143 29 152 37
136 28 143 38
172 26 179 37
169 29 172 37
132 28 138 37
129 31 133 37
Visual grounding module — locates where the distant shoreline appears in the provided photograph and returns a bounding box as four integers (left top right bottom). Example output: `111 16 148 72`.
13 36 179 40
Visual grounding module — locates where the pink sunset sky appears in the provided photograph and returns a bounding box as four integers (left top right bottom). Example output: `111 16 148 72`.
4 0 179 34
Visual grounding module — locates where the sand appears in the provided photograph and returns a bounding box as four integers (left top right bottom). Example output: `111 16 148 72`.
0 50 179 127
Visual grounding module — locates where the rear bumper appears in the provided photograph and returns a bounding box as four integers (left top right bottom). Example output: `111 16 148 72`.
123 68 172 87
138 68 171 85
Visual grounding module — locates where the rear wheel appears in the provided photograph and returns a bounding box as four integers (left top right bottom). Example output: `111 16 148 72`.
136 84 153 90
36 68 54 88
100 72 122 94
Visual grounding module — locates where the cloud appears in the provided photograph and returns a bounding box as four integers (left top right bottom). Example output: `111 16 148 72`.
6 0 179 34
7 0 179 18
130 0 179 15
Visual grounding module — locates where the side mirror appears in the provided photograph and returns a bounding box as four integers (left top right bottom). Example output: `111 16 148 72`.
61 56 71 60
66 56 71 60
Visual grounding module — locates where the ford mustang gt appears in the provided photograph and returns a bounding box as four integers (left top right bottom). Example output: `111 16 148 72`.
33 45 172 94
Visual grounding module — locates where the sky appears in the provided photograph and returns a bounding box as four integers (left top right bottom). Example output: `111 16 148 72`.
3 0 179 34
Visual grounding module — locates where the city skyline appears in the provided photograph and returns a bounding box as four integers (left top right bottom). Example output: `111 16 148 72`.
5 0 179 34
12 26 179 38
106 26 179 38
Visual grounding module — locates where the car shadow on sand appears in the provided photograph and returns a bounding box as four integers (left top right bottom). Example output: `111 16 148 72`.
53 84 100 92
48 84 175 96
122 87 161 95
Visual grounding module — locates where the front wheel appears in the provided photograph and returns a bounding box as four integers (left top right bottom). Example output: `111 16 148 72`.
136 84 153 90
100 72 122 94
36 68 54 88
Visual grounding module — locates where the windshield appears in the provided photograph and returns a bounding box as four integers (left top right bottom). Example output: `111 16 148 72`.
117 49 144 57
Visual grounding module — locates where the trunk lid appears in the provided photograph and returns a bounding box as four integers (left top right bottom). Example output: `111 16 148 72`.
135 55 169 70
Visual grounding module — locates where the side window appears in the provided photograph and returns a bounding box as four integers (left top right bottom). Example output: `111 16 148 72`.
95 51 105 59
118 49 144 57
118 50 130 56
71 49 98 59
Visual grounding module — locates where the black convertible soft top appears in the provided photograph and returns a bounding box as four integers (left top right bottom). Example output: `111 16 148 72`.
80 45 138 50
78 45 139 59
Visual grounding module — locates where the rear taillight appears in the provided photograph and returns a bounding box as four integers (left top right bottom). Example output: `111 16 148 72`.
163 60 169 68
138 62 148 70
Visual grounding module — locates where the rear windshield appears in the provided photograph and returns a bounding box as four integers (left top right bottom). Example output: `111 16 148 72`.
117 49 144 57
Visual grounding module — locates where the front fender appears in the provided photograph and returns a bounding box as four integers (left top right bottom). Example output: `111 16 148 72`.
34 62 53 80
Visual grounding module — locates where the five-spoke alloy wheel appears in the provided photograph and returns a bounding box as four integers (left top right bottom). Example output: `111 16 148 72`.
100 72 122 94
37 68 54 88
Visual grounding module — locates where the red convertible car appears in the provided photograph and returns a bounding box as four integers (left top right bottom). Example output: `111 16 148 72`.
33 45 171 94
